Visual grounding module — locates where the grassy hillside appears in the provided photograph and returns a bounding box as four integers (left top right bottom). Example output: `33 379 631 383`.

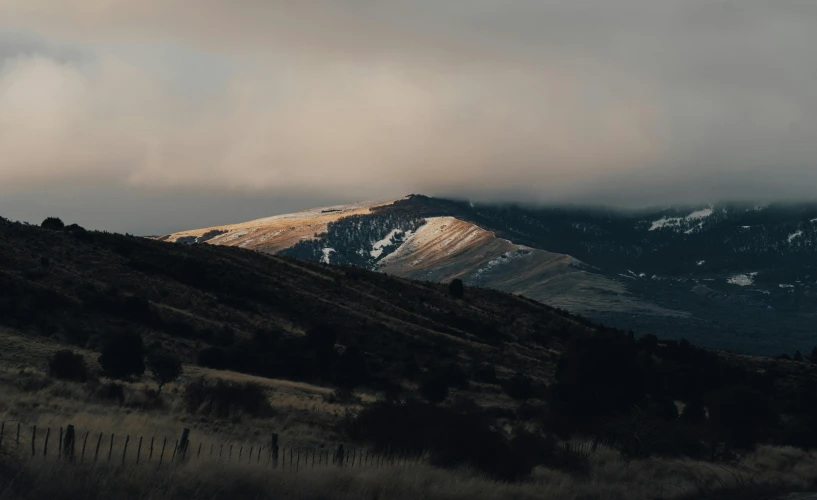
0 215 591 388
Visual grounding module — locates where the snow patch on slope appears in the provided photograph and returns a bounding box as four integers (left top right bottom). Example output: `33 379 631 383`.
788 230 803 243
728 273 758 286
321 248 335 264
649 207 713 232
370 229 402 258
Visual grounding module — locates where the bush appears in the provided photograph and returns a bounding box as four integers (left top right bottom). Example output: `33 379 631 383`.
419 372 450 404
503 374 534 401
345 400 537 480
146 351 183 394
196 346 227 369
98 332 145 380
448 279 464 299
41 217 64 230
47 350 88 382
183 378 271 418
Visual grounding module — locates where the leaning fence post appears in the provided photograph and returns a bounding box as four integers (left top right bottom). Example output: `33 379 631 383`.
107 434 114 463
94 433 103 462
122 436 130 465
159 437 167 466
58 427 63 459
0 422 4 448
16 423 20 450
171 440 178 463
63 425 75 461
177 428 190 461
248 446 253 464
43 427 51 458
136 437 143 464
271 434 279 468
149 437 155 461
198 442 203 460
81 431 89 461
336 444 344 467
257 446 262 464
31 425 36 456
238 446 243 463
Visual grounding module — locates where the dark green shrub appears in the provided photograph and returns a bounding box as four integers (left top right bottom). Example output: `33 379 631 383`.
196 346 227 369
47 350 88 382
419 372 450 404
98 332 145 380
503 373 534 401
41 217 64 230
448 279 464 298
146 351 182 394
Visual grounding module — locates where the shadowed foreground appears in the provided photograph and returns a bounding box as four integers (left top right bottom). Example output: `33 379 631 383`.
2 445 816 500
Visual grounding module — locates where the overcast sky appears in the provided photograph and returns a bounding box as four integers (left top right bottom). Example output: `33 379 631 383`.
1 1 816 234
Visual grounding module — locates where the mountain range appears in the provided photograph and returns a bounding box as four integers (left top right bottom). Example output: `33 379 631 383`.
161 195 817 355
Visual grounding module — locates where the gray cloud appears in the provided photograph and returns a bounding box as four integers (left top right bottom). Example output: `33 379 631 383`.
1 1 816 232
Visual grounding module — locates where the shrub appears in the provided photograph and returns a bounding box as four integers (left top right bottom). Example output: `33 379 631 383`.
47 350 88 382
419 372 450 404
146 351 183 394
503 374 534 402
196 346 227 369
41 217 64 230
448 279 464 299
98 332 145 380
183 378 271 418
345 400 536 480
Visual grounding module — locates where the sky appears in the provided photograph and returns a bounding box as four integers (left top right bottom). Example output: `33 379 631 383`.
1 1 816 234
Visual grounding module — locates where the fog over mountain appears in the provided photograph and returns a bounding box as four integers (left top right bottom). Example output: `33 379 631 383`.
1 1 816 233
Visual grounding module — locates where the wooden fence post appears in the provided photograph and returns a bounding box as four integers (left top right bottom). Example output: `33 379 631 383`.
238 446 243 463
63 425 75 461
0 422 4 448
43 427 50 457
159 437 167 466
107 434 114 462
248 446 253 464
58 427 63 459
171 440 178 463
257 446 262 464
209 443 214 458
219 443 223 460
336 444 344 467
81 431 89 462
94 433 103 462
149 437 155 461
312 449 315 469
289 448 293 470
136 437 143 464
16 423 20 450
122 436 130 465
198 442 203 460
271 434 279 468
31 425 36 456
177 428 190 461
229 444 233 462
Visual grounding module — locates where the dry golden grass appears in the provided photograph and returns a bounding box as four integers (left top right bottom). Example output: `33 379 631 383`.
1 445 815 500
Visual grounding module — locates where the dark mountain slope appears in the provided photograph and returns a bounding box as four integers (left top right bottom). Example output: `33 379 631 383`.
0 216 596 385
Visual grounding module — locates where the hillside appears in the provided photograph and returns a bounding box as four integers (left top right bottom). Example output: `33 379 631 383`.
163 195 817 355
0 214 596 387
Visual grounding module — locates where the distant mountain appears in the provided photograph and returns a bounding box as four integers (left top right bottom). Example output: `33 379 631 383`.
163 195 817 355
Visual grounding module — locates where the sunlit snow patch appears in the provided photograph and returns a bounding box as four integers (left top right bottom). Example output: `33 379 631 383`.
370 230 401 259
788 230 803 243
321 248 335 264
727 273 757 286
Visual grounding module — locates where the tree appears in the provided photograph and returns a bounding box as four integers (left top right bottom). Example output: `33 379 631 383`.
48 350 89 382
147 351 183 394
503 373 534 402
811 347 817 364
41 217 64 230
708 386 779 449
794 350 804 362
98 332 145 379
448 279 464 299
420 372 450 404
